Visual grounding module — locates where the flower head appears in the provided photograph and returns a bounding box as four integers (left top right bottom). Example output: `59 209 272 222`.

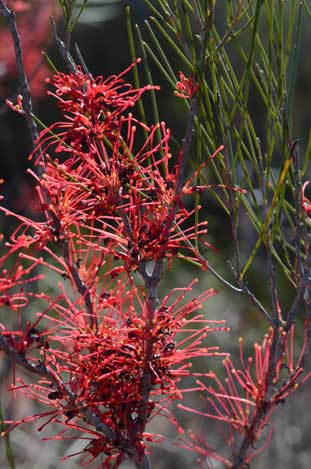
6 280 225 465
7 1 30 13
43 61 159 154
175 72 199 99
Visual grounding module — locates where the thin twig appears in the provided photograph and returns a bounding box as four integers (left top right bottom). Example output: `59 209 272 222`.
215 0 252 53
51 214 98 332
50 16 76 73
0 1 43 169
0 2 97 330
176 96 198 194
223 132 242 276
132 259 163 469
131 13 206 467
301 296 311 368
258 134 282 323
285 233 311 332
74 42 92 75
228 262 274 324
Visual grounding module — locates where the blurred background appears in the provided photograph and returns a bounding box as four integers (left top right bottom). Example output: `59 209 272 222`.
0 1 311 467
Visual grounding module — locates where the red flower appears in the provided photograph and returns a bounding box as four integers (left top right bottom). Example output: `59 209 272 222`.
7 1 30 13
175 72 199 99
29 104 220 273
179 326 311 466
0 56 229 467
42 61 159 155
5 279 226 465
302 181 311 214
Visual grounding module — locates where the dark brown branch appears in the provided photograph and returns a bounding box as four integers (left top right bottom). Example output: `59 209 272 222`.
231 405 269 468
74 42 92 75
285 233 311 332
62 239 98 331
282 139 308 331
291 140 303 278
50 16 76 73
132 259 164 468
228 261 274 324
301 297 311 368
0 1 43 169
128 21 205 467
223 132 242 277
179 226 274 323
258 137 282 324
52 214 98 332
176 96 198 194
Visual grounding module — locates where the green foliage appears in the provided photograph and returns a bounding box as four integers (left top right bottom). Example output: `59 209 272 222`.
57 0 90 32
128 0 311 294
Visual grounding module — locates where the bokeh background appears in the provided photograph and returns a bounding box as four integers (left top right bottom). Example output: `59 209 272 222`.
0 1 311 467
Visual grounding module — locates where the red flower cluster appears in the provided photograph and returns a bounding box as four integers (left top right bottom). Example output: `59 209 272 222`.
175 72 199 99
5 280 225 466
22 62 218 274
179 326 311 466
0 61 225 466
43 60 158 153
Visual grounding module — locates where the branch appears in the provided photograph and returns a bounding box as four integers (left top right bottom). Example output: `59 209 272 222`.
285 234 311 332
222 133 242 277
178 227 274 324
0 1 43 169
50 16 76 73
258 134 282 324
176 96 198 194
52 214 98 332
